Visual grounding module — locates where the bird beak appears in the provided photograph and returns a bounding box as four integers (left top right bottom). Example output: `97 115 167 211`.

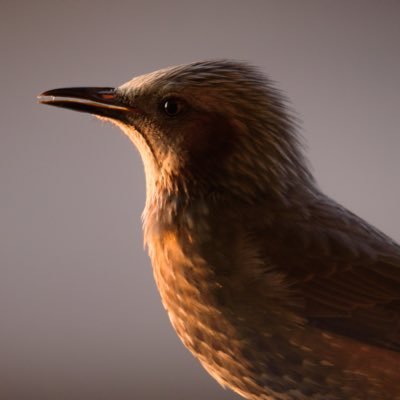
38 87 132 121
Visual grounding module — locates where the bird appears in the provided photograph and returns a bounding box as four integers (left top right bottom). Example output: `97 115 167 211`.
39 60 400 400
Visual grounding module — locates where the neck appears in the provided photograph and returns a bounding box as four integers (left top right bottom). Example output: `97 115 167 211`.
142 170 319 252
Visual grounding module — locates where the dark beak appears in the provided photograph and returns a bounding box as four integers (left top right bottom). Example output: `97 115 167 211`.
38 87 132 120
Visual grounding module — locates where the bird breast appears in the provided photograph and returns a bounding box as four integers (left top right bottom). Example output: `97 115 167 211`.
143 200 312 398
145 205 250 390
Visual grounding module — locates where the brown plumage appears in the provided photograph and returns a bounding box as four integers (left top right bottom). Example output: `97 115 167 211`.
39 60 400 400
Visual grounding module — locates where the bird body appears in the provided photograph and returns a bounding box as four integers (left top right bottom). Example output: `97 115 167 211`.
145 188 400 399
39 60 400 399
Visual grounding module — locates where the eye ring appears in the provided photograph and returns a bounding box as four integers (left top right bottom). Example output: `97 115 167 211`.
162 97 184 117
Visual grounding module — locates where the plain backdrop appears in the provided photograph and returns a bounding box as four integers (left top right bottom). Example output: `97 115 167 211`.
1 1 399 399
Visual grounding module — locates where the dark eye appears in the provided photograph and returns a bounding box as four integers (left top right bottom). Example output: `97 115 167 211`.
162 98 184 117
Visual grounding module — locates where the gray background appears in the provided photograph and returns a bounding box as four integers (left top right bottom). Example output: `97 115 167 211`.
1 1 399 399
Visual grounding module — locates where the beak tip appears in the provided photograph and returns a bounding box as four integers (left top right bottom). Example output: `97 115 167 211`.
37 93 55 106
37 89 54 103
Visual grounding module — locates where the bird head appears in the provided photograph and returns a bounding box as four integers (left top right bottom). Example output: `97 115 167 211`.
39 60 315 204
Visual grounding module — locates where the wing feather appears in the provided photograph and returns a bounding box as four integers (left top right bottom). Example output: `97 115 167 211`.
255 196 400 351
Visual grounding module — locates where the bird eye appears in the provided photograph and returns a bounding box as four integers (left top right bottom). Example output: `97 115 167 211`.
162 98 183 117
